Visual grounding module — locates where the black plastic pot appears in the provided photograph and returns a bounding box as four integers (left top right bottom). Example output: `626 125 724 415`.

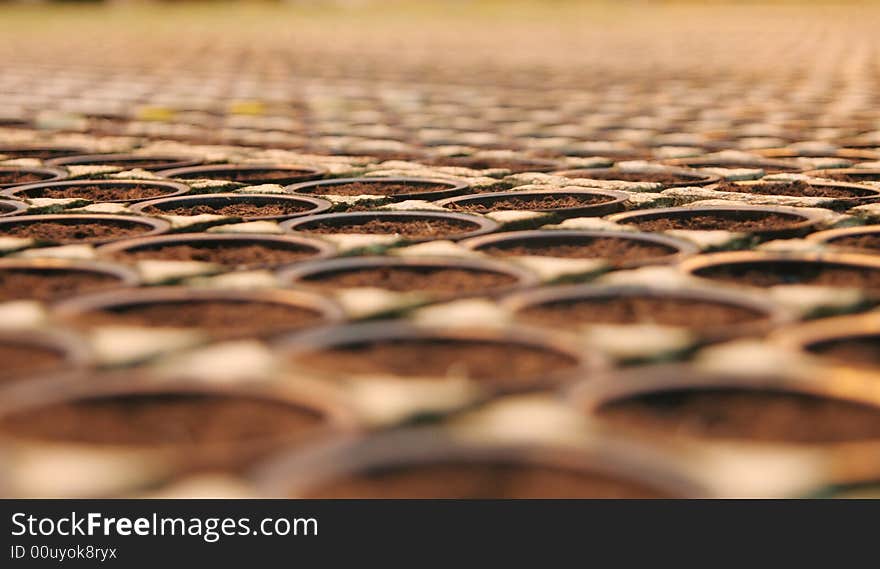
156 164 325 185
0 199 28 217
131 193 332 221
553 166 720 188
436 188 629 218
0 166 68 189
46 153 204 172
281 211 500 243
0 214 171 245
285 177 469 202
3 179 191 204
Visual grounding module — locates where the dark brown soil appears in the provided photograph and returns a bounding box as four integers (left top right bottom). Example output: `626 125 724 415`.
0 171 54 185
626 211 805 232
518 295 766 330
425 157 556 173
20 183 174 202
806 336 880 367
0 394 322 448
692 261 880 288
0 343 64 382
62 158 189 170
142 201 311 218
112 241 319 268
296 181 451 197
445 194 611 213
296 338 579 387
681 161 800 173
597 388 880 444
0 268 124 302
826 233 880 252
560 170 702 184
0 219 154 243
299 217 481 239
813 172 880 183
78 300 326 339
0 148 81 160
716 180 875 199
300 266 519 294
171 168 316 183
304 462 671 499
478 234 679 264
0 202 21 214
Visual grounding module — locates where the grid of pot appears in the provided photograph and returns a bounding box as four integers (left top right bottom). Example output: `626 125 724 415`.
0 3 879 499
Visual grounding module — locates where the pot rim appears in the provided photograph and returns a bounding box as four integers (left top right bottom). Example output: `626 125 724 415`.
806 224 880 251
252 426 712 498
434 187 630 217
715 178 880 200
607 204 826 237
45 153 205 171
757 148 880 160
273 319 605 393
662 156 803 172
550 166 721 188
0 256 140 288
768 312 880 367
0 166 68 189
1 178 192 204
0 214 171 245
277 253 541 295
0 145 89 159
460 228 701 267
804 168 880 182
0 198 28 217
0 328 93 383
129 192 333 221
284 176 470 202
95 232 338 265
280 210 501 242
53 285 348 327
155 163 327 183
498 282 795 339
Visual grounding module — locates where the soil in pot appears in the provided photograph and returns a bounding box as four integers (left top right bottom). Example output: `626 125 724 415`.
516 295 767 331
0 218 159 244
691 260 880 289
298 265 520 295
0 393 324 469
442 193 615 214
108 239 324 269
809 170 880 183
47 154 201 171
0 169 59 186
822 232 880 252
596 388 880 444
424 156 558 173
556 169 711 186
76 299 328 339
292 180 454 198
138 196 317 219
474 233 681 266
715 180 878 199
0 146 85 160
0 342 66 383
669 159 801 174
292 215 485 240
303 462 671 499
12 181 181 202
161 166 321 185
621 210 807 233
295 338 579 387
804 335 880 368
0 268 127 302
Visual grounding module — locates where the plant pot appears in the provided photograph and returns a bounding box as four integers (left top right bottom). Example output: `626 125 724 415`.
461 229 699 268
254 428 710 498
0 372 358 497
0 199 28 217
663 156 803 174
711 179 880 205
131 193 332 221
0 258 139 303
805 168 880 184
0 166 68 190
423 156 561 173
0 145 88 160
156 164 325 185
279 255 538 298
552 166 720 188
284 177 469 202
500 284 792 342
276 320 598 394
54 286 345 340
679 251 880 293
0 214 171 245
45 153 204 172
0 329 92 388
97 233 336 270
757 147 880 161
608 205 825 240
770 312 880 372
572 365 880 457
3 179 191 204
435 188 629 218
281 211 499 243
806 225 880 254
